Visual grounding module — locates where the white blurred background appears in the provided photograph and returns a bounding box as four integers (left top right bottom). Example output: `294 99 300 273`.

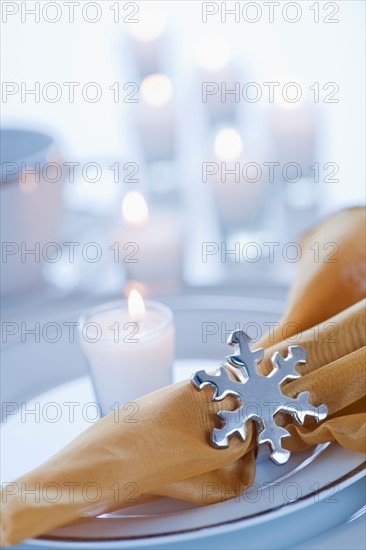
1 0 365 296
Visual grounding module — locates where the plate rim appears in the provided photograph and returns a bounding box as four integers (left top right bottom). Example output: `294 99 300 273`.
30 456 365 547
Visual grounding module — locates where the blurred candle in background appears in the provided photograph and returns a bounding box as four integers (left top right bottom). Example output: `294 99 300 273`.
127 9 166 77
196 37 238 125
118 190 183 291
208 127 267 231
146 160 181 205
269 92 318 176
137 73 176 162
268 88 320 235
79 289 175 416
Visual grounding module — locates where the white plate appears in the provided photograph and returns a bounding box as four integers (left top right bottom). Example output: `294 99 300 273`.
1 295 365 548
2 372 365 549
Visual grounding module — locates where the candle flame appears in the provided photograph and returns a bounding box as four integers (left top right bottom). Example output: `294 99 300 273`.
140 74 173 107
122 191 149 226
196 38 231 71
214 128 243 161
127 10 166 42
128 289 146 322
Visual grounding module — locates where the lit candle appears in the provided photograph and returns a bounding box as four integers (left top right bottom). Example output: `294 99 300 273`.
268 91 319 227
127 9 166 77
269 83 318 174
137 73 176 161
119 190 183 289
79 290 175 416
196 37 238 123
208 127 267 228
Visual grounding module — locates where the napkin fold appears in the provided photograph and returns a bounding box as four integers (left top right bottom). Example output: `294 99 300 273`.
1 208 365 546
259 206 366 347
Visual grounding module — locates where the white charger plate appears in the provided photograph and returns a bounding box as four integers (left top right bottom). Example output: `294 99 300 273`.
1 295 365 548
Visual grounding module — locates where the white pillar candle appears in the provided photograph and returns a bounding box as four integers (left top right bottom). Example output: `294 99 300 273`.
196 38 238 124
269 101 318 175
268 98 319 229
137 73 176 161
79 290 174 416
119 190 183 289
127 9 166 77
208 128 267 227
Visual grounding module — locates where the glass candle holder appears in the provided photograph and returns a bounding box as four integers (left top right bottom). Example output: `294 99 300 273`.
79 299 174 416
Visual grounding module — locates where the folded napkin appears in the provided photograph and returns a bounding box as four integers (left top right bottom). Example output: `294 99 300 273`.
1 208 365 546
259 206 366 348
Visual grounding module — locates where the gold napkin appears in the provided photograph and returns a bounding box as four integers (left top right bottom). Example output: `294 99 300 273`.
259 206 366 348
1 208 365 546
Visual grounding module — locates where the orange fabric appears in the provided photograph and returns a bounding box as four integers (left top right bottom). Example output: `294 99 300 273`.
1 208 365 547
259 207 366 348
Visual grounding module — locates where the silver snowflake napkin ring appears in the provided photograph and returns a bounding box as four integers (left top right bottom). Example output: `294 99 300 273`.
191 330 328 465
